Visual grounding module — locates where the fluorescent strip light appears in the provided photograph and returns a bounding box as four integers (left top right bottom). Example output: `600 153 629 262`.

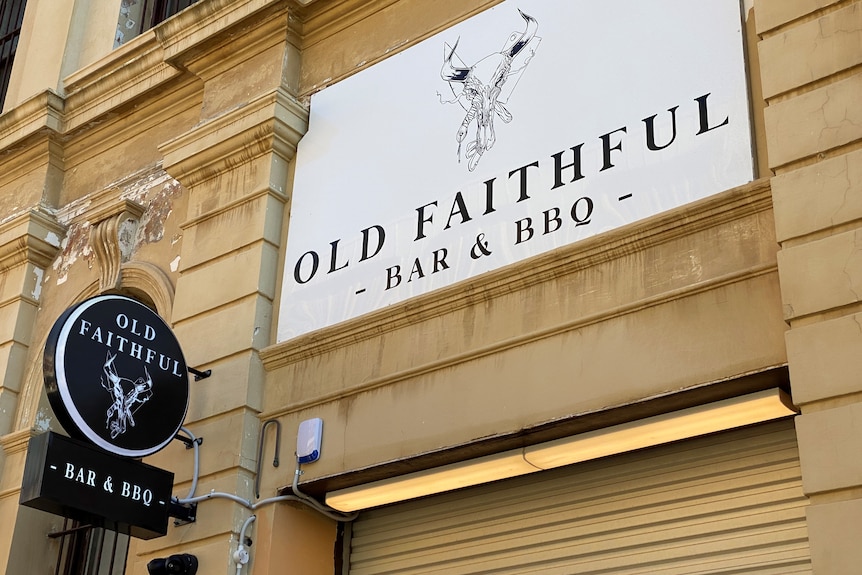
325 389 795 512
326 451 540 513
523 388 796 469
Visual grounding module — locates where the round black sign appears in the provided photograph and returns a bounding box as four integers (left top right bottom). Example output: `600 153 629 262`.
44 295 189 458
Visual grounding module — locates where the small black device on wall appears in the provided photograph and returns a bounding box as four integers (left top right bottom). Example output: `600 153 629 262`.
147 553 199 574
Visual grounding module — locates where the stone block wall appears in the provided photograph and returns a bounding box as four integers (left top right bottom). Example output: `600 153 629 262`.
756 1 862 572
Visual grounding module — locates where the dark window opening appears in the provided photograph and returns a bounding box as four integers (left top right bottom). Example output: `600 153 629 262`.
116 0 201 47
0 0 27 111
148 0 200 28
51 519 129 575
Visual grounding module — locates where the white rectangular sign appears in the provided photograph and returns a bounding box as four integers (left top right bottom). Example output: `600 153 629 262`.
277 0 753 342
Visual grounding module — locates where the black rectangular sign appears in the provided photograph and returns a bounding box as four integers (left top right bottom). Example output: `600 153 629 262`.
20 431 173 539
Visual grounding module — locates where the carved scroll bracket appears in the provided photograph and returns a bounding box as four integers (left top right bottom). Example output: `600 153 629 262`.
89 198 145 292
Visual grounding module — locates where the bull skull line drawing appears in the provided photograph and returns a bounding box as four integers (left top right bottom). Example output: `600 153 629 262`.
101 351 154 439
440 9 541 172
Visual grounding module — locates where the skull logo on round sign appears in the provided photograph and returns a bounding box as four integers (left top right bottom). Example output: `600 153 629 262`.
44 295 189 458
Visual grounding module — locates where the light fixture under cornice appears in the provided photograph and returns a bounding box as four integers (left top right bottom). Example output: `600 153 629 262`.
326 451 541 514
325 388 796 512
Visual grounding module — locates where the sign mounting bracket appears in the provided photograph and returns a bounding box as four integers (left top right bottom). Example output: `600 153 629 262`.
173 433 203 450
168 500 197 526
187 367 212 381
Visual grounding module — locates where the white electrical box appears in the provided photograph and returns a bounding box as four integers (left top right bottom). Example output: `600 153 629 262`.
296 418 323 464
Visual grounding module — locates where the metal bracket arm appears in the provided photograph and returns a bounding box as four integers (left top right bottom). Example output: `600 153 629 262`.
174 434 203 450
187 367 212 381
168 501 198 526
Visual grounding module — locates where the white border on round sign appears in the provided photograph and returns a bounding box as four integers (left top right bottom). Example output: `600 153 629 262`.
50 295 188 458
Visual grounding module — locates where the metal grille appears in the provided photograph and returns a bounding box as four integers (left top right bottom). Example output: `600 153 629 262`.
0 0 26 111
50 520 129 575
349 420 811 575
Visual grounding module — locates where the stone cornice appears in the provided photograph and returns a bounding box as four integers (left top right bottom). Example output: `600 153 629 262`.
187 11 297 81
160 86 308 186
0 90 64 153
0 209 65 271
62 31 183 134
293 0 400 48
62 85 202 172
0 0 450 155
13 1 295 141
0 428 38 456
87 197 145 228
0 136 63 191
156 0 289 75
292 0 505 95
54 165 171 225
261 178 774 370
293 0 503 46
0 0 496 153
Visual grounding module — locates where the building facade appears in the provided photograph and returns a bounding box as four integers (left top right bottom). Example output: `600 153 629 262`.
0 0 860 573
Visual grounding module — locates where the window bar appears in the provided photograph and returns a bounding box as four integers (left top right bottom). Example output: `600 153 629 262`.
136 0 151 36
107 530 119 575
0 0 26 110
66 524 90 575
52 518 71 575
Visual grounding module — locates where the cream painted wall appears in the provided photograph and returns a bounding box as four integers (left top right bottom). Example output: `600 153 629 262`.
3 0 122 112
2 0 859 573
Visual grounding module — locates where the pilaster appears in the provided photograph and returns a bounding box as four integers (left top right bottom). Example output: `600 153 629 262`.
0 209 65 575
0 212 64 437
755 1 862 573
133 1 310 572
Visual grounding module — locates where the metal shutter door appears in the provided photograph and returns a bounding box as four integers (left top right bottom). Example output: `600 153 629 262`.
348 419 810 574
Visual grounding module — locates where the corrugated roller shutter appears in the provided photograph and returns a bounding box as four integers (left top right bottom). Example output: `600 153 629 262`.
348 420 810 574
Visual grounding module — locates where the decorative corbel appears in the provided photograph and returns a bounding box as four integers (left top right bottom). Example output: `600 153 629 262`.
89 198 145 291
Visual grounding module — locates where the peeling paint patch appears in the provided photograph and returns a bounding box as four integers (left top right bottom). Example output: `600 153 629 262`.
137 178 183 248
0 205 29 226
53 221 93 285
32 268 44 300
118 217 138 260
34 408 53 432
56 196 93 225
45 232 61 247
48 167 183 285
118 168 173 205
170 255 181 272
